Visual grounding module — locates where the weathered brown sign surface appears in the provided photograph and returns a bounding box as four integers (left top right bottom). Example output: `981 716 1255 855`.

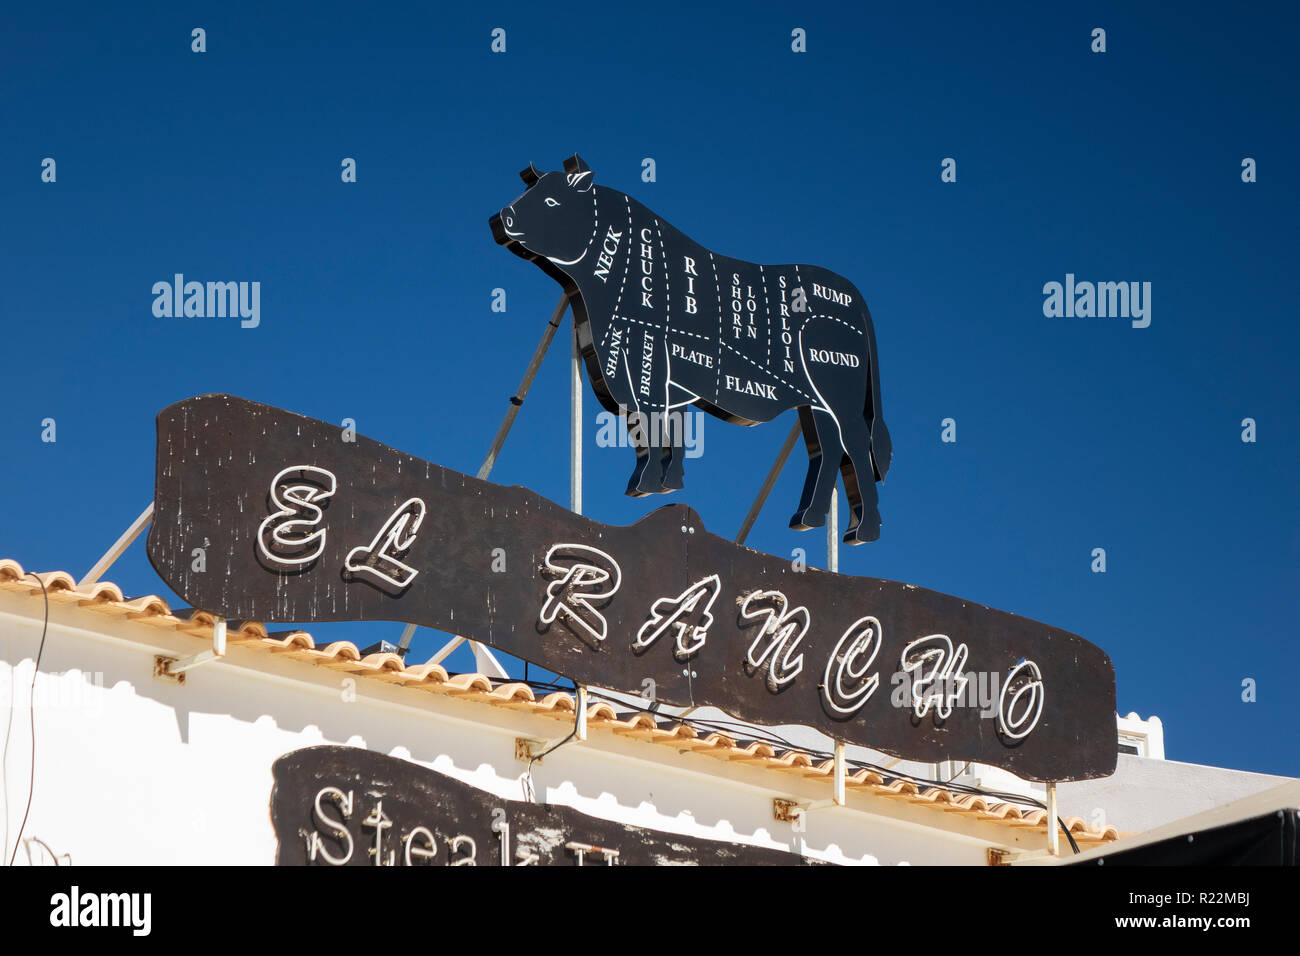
271 745 821 865
148 394 1117 782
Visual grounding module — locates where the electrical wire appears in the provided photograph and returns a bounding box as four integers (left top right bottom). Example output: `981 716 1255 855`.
7 573 50 866
0 580 1083 857
520 690 583 804
477 672 1082 853
0 606 14 864
23 835 64 866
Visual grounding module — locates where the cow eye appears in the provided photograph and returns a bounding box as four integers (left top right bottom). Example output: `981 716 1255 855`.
544 197 560 207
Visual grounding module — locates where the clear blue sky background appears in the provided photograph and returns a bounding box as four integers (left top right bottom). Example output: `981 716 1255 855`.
2 3 1296 776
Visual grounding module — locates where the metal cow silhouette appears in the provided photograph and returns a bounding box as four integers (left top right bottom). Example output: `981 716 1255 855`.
491 155 892 544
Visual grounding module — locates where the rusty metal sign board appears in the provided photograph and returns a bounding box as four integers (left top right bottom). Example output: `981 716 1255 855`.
271 745 821 865
148 394 1117 782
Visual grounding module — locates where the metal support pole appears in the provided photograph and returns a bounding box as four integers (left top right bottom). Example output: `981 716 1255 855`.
1046 781 1060 856
575 685 588 741
833 740 846 806
396 622 419 654
80 502 154 587
472 642 510 679
478 294 570 481
399 293 570 657
570 311 582 516
827 487 839 573
425 636 464 666
734 419 801 545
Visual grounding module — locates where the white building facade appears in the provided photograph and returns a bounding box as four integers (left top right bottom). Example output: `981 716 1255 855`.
0 558 1286 867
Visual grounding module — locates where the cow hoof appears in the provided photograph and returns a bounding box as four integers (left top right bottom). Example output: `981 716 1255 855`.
660 462 685 492
789 511 826 532
842 523 880 545
628 474 667 496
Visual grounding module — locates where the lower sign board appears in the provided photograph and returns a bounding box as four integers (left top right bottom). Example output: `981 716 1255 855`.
271 745 821 865
148 394 1117 782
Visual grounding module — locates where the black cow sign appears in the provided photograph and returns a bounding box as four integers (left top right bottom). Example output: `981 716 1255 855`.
491 155 892 544
146 395 1117 782
272 746 822 866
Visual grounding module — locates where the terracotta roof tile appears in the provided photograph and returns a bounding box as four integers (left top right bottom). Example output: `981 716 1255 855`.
537 691 576 713
74 581 126 605
0 557 1123 846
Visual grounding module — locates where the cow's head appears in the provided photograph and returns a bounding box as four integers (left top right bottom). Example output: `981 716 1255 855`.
491 154 596 269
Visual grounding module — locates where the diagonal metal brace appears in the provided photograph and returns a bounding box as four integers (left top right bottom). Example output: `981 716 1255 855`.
735 420 801 545
81 502 154 587
397 293 570 663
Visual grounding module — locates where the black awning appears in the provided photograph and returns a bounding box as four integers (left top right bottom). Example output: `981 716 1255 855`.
1072 809 1298 866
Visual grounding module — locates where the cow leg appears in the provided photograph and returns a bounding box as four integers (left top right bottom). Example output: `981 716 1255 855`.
659 444 683 492
789 407 843 531
615 345 668 497
838 414 882 544
625 409 664 496
659 408 686 491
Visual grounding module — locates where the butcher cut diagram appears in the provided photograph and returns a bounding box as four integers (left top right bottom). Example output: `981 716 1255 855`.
492 155 893 543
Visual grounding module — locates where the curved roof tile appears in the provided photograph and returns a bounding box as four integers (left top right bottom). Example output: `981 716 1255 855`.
0 557 1123 847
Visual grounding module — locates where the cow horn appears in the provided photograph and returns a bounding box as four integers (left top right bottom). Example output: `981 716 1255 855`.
563 154 590 175
519 163 543 186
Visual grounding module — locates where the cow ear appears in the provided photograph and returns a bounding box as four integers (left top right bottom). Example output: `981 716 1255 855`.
519 163 542 186
564 154 593 192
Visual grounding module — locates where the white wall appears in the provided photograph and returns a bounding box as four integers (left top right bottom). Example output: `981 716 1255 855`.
0 594 1017 866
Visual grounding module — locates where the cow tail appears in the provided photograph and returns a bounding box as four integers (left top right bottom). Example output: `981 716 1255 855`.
863 307 892 482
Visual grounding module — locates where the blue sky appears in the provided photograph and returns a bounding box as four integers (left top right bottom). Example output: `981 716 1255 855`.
1 3 1296 776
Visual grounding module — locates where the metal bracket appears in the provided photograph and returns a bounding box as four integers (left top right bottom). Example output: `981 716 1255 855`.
773 798 801 823
565 841 619 865
155 617 227 683
774 797 836 825
515 684 588 762
514 737 551 763
774 744 846 825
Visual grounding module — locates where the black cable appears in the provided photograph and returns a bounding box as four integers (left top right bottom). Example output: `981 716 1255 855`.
0 607 15 863
1059 819 1082 855
486 674 1083 851
24 835 63 866
520 690 583 804
9 573 50 866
